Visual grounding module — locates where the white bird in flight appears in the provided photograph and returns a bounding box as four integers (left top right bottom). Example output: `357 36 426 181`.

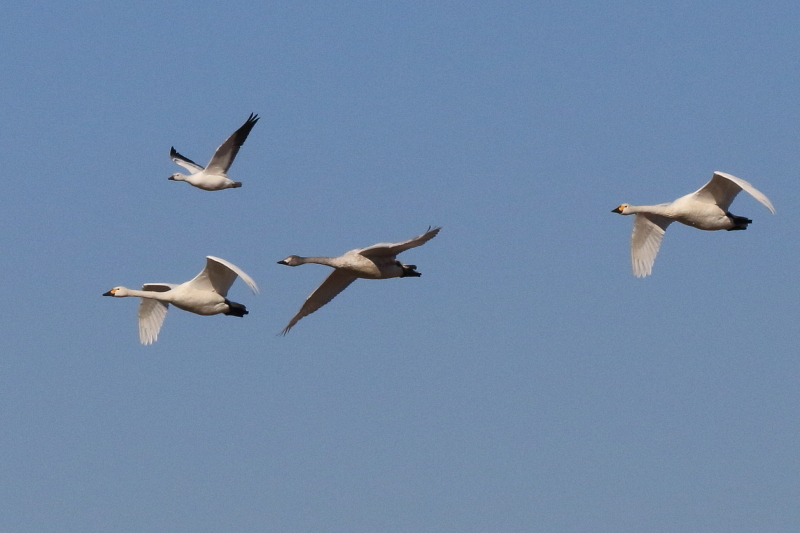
277 226 441 334
612 171 775 277
168 113 259 191
104 256 259 344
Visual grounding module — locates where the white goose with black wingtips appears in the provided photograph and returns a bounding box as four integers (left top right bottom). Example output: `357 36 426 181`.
168 113 259 191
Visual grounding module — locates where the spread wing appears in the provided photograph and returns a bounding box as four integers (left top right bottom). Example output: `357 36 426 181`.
186 256 259 297
691 171 775 213
205 113 259 174
170 147 204 174
281 269 357 335
137 284 174 345
358 226 441 258
630 214 672 278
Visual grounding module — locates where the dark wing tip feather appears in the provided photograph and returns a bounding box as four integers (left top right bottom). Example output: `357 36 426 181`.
232 113 259 147
169 147 203 169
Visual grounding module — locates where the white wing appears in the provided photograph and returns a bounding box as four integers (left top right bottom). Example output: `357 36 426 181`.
205 113 259 174
358 226 441 258
137 284 174 345
281 269 357 335
185 256 259 297
630 214 672 278
691 171 775 214
170 147 204 174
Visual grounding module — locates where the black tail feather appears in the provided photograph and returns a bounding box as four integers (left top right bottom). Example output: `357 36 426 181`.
399 262 421 277
726 212 752 231
224 299 248 317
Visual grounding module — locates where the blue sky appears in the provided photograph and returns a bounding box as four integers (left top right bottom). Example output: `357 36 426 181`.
2 1 800 531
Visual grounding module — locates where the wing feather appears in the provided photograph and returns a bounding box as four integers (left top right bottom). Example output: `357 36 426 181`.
138 298 169 345
186 256 259 297
205 113 259 174
358 226 441 258
630 214 672 278
281 270 357 335
170 147 204 173
142 283 176 292
691 171 775 213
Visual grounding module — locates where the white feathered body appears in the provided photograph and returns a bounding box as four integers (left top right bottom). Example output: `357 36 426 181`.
624 196 737 231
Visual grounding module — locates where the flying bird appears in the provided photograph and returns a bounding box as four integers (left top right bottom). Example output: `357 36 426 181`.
104 256 259 344
278 226 441 334
612 171 775 277
168 113 259 190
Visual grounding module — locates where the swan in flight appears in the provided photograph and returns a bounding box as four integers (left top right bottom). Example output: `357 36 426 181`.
612 171 775 277
168 113 259 191
278 226 441 334
103 256 259 344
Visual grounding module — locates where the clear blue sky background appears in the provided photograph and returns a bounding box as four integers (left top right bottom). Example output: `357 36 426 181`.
2 1 799 531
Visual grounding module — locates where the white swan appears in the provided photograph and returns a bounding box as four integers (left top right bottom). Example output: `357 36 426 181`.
104 256 259 344
278 227 441 334
168 113 259 191
612 171 775 277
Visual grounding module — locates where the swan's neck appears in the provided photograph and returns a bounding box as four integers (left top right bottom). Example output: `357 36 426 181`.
297 256 339 267
627 203 671 216
123 288 172 301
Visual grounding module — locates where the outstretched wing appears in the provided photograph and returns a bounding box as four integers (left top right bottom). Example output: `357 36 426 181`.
205 113 259 174
358 226 441 258
170 147 204 174
630 214 672 278
137 284 174 345
281 269 357 335
186 256 259 297
691 171 775 214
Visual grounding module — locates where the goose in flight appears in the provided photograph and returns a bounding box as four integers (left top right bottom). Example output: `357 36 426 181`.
103 256 259 344
278 226 441 334
168 113 259 190
612 171 775 277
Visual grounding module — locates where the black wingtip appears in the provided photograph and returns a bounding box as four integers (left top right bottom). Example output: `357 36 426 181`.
231 114 260 147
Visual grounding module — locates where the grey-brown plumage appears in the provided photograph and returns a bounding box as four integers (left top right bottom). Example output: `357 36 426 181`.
278 227 441 334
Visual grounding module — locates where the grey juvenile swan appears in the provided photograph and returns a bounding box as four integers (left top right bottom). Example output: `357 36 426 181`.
278 226 441 334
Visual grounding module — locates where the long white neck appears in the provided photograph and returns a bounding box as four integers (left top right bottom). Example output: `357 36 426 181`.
625 203 671 216
118 287 172 301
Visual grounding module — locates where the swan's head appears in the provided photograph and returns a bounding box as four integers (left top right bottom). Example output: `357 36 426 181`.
168 173 185 181
103 286 128 297
277 255 303 267
612 204 630 215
